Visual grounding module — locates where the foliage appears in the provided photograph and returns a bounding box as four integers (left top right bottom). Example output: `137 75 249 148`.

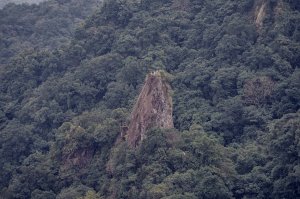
0 0 299 198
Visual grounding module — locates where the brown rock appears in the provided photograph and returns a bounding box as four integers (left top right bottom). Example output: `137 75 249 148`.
126 70 174 147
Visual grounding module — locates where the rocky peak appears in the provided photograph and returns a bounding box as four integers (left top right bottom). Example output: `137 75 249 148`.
254 0 267 29
126 70 174 147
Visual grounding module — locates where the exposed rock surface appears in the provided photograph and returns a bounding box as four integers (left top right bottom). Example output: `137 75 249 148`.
58 124 95 171
126 71 174 147
253 0 285 30
254 0 267 28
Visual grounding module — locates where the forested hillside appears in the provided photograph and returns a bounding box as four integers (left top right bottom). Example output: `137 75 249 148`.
0 0 46 9
0 0 101 64
0 0 299 198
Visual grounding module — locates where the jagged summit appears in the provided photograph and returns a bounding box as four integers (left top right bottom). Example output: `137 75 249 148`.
125 70 174 147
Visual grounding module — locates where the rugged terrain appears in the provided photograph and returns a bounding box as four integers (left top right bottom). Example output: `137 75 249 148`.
126 71 174 147
0 0 299 198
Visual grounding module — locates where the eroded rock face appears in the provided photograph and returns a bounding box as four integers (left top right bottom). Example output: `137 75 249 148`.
254 0 267 28
126 71 174 147
58 124 95 171
62 148 94 169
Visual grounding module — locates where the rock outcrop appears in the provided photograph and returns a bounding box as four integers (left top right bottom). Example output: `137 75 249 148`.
126 70 174 147
57 124 95 171
254 0 267 28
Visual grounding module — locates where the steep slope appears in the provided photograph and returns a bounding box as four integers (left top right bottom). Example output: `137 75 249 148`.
254 0 267 28
126 71 174 147
0 0 299 198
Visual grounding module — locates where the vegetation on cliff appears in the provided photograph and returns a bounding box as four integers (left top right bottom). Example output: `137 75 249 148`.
0 0 299 198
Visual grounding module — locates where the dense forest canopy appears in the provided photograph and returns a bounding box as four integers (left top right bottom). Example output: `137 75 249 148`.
0 0 299 198
0 0 101 64
0 0 46 9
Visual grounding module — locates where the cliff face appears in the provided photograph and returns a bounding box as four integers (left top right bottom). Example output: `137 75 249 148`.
253 0 285 30
254 0 267 28
126 71 174 147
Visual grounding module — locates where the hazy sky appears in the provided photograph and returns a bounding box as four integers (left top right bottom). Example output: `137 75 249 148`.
0 0 46 8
